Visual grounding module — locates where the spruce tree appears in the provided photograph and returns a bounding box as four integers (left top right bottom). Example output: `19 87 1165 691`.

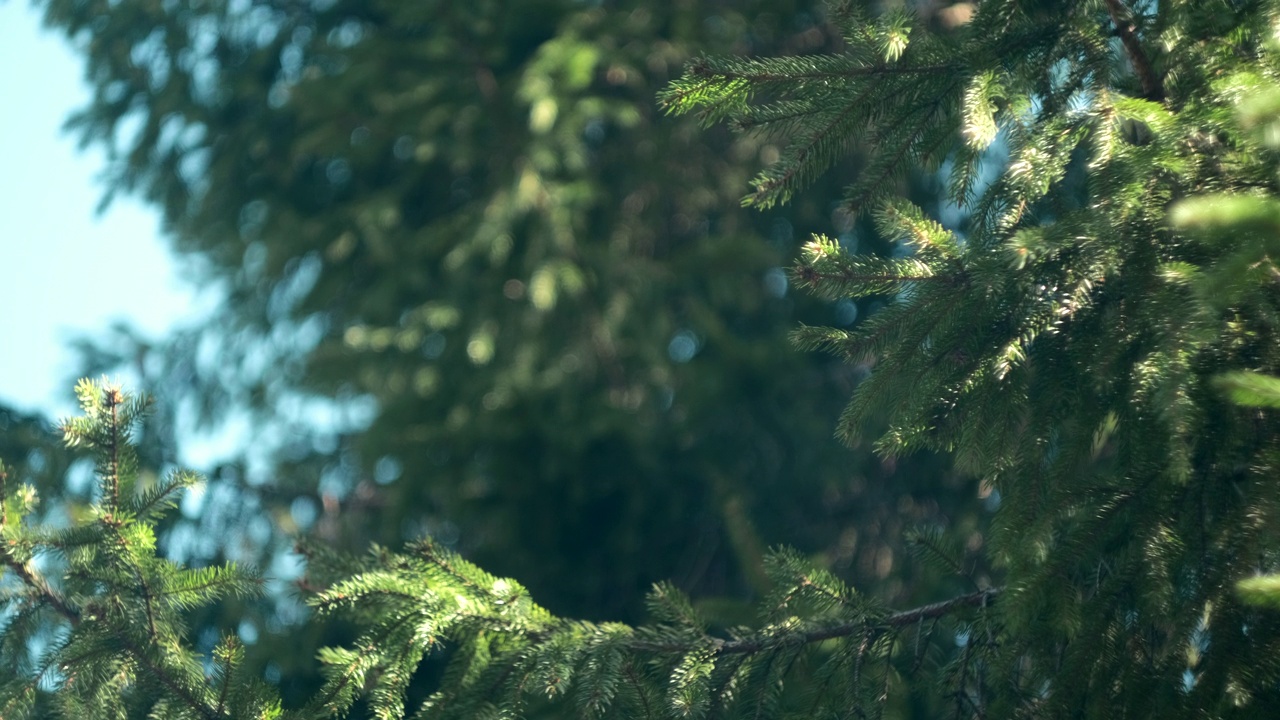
33 0 976 707
302 0 1280 716
11 1 1280 719
36 0 966 636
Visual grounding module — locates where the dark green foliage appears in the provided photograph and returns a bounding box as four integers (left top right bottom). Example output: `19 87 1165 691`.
14 0 1280 719
661 4 966 211
38 0 984 706
2 386 988 719
38 0 968 637
298 535 998 720
663 0 1280 715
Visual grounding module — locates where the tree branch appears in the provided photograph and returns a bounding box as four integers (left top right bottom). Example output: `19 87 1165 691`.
693 61 962 84
631 587 1001 655
1 463 78 624
117 634 219 720
106 387 121 507
1103 0 1163 100
2 556 81 627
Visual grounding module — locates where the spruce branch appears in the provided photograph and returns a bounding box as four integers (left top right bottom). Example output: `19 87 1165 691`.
630 587 1001 656
795 267 950 288
116 633 219 720
211 638 241 719
841 92 957 212
95 383 125 509
1 553 81 627
0 380 268 720
686 58 961 84
748 83 881 207
622 660 655 720
101 514 160 638
659 57 960 114
3 540 220 720
0 468 79 627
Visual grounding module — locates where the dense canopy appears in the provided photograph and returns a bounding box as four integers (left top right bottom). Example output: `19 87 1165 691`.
4 0 1280 719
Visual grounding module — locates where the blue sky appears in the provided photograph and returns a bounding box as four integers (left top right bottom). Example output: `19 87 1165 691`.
0 1 199 419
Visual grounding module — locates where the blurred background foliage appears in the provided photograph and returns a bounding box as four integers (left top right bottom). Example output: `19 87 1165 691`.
17 0 986 706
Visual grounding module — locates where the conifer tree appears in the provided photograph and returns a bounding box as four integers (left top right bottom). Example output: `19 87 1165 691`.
301 0 1280 717
36 0 964 638
13 1 1280 719
31 0 975 706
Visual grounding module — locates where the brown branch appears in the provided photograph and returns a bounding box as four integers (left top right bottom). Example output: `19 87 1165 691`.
104 386 123 507
2 556 81 627
890 587 1000 626
799 271 946 286
214 640 234 718
631 587 1001 655
1103 0 1163 100
699 62 961 84
117 633 219 720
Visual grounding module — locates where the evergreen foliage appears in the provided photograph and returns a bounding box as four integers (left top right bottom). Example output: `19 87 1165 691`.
0 384 994 718
0 381 271 719
35 0 981 707
12 1 1280 719
661 0 1280 715
35 0 968 641
300 538 998 720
